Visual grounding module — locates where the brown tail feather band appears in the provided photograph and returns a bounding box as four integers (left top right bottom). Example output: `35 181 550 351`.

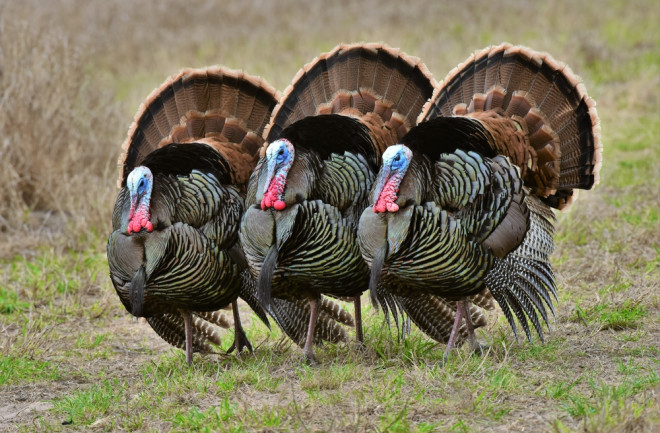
118 66 279 187
421 43 601 210
265 42 437 144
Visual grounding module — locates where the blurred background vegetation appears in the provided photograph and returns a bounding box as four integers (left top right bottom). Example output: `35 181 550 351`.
0 0 656 257
0 0 657 431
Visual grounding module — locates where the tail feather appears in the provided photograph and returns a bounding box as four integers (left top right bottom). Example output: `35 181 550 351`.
119 66 279 187
192 312 229 347
196 310 233 332
423 43 601 210
268 296 350 346
469 288 496 311
265 42 436 148
396 293 489 344
320 297 355 327
146 311 232 354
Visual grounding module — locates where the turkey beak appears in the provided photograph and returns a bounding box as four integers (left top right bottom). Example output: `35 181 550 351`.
372 165 392 205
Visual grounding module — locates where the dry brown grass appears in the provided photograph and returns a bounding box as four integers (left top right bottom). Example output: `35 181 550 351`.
0 0 654 250
0 0 658 432
0 2 123 255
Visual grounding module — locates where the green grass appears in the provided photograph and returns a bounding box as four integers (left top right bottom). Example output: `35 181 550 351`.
1 0 659 431
171 402 237 432
0 355 60 386
574 300 648 330
54 379 125 426
560 371 659 422
0 286 30 314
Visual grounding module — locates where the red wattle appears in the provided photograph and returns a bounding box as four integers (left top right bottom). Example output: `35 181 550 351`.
127 206 153 234
374 202 387 213
373 178 400 213
261 174 286 211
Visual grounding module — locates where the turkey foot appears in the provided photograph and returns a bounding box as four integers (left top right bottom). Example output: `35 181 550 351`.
441 300 471 366
471 342 489 357
227 326 253 355
227 301 254 355
302 349 319 366
353 340 367 352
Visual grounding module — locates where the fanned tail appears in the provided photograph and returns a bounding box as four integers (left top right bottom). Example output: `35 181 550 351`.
265 42 436 160
422 43 601 210
119 66 280 187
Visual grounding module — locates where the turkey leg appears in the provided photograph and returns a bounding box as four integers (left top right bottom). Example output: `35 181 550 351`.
181 310 193 366
303 297 320 364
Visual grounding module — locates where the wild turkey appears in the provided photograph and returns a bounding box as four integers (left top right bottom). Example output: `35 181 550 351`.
107 65 356 363
107 66 281 365
358 43 602 359
239 42 438 363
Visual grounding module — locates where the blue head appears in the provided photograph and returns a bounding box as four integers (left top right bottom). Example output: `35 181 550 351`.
126 166 154 233
261 139 295 210
372 145 412 213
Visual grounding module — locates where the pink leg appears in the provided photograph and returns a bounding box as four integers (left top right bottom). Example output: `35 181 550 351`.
303 297 320 364
443 300 466 363
182 311 193 366
463 300 477 352
463 300 485 355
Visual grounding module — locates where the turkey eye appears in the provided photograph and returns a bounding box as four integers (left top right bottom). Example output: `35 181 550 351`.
394 155 401 162
278 149 284 156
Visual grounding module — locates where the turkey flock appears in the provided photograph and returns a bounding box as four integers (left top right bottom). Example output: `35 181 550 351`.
107 42 601 365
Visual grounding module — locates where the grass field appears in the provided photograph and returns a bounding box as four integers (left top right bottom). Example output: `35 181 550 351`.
0 0 658 431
